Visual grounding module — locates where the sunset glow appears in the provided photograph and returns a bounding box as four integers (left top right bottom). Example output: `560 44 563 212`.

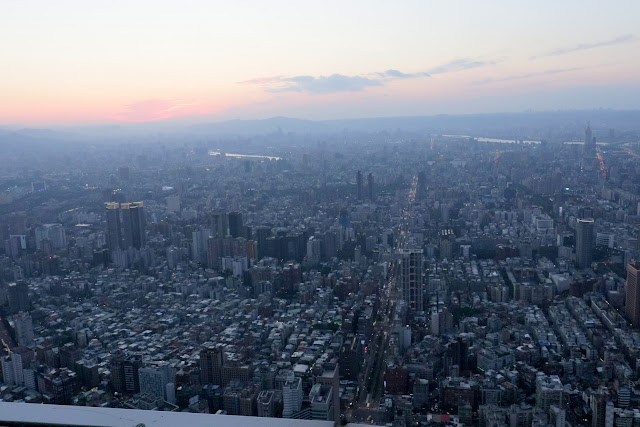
2 0 639 125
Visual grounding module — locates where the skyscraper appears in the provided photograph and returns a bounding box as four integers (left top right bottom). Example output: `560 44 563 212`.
282 375 303 418
576 218 594 268
14 311 34 348
110 354 143 394
228 212 243 238
356 170 363 200
7 281 29 314
400 248 424 313
1 351 24 386
367 172 374 201
121 202 146 249
590 387 611 427
199 344 225 386
105 202 121 252
584 124 596 158
192 229 211 263
105 202 146 251
625 261 640 328
34 224 66 250
210 211 229 238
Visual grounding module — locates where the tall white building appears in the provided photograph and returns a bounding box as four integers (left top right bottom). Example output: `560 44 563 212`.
282 376 303 418
1 351 23 386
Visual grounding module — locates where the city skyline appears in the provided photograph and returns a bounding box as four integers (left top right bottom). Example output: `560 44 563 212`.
2 0 640 125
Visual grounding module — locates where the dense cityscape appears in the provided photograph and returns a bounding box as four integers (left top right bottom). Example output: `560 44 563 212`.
1 114 640 426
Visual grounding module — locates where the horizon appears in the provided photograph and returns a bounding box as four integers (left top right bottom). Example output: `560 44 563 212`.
2 1 640 126
3 108 640 133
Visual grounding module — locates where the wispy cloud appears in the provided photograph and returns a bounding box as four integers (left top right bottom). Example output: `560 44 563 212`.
426 58 500 75
110 99 221 122
374 69 431 79
241 58 500 94
238 76 284 85
277 74 383 94
534 34 636 58
241 73 387 94
474 67 584 85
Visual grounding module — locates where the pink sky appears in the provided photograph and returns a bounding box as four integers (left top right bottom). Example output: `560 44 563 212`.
1 1 639 125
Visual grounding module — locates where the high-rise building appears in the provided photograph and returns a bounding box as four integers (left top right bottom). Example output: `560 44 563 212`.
316 363 340 423
139 363 175 403
367 173 374 201
340 335 361 381
192 229 211 263
199 344 225 386
590 387 612 427
413 379 429 409
625 261 640 328
549 406 566 427
14 311 34 348
34 224 66 250
105 202 121 252
7 281 29 314
430 307 454 336
282 375 303 418
120 202 146 249
207 237 223 269
105 202 146 251
309 383 334 421
228 212 243 238
210 212 229 238
110 354 143 394
257 390 279 417
356 170 363 200
223 382 258 416
576 218 594 268
618 384 631 408
440 229 455 260
400 248 424 313
535 374 563 414
584 124 596 158
306 236 322 265
1 351 24 386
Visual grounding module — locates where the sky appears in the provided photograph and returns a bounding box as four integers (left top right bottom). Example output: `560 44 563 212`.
2 0 640 126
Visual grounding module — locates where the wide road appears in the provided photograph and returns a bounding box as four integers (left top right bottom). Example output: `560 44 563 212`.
348 176 418 423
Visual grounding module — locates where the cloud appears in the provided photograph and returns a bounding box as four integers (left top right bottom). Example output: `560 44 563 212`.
110 99 220 122
535 34 636 58
238 76 283 85
426 58 500 75
240 74 384 94
241 58 499 94
375 69 431 79
474 67 584 85
272 74 383 94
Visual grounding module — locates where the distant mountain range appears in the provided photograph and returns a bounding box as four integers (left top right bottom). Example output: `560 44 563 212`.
2 109 640 147
187 110 640 136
